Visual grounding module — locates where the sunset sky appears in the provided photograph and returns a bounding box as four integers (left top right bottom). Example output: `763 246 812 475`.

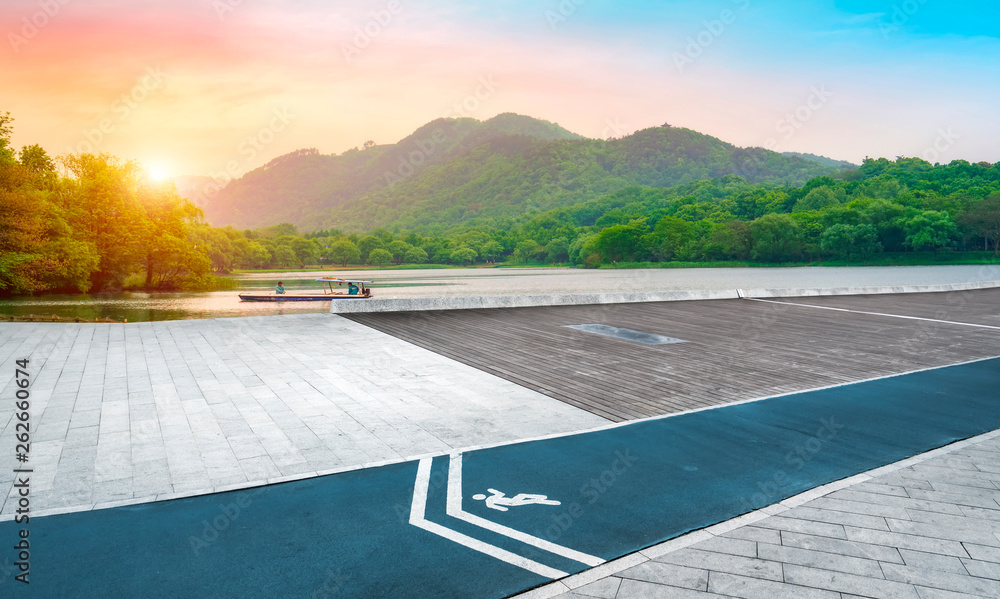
2 0 998 179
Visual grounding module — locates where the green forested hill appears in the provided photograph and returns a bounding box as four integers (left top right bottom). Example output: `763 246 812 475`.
202 114 838 232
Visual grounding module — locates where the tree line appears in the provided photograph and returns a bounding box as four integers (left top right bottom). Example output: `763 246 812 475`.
2 110 999 297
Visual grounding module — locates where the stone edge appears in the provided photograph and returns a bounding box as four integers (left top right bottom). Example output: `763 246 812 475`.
330 280 1000 314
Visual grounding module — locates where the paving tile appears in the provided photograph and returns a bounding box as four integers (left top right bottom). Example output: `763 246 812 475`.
913 586 986 599
780 505 890 531
886 517 1000 546
754 516 847 539
570 577 620 598
618 561 708 590
655 549 782 582
756 542 884 577
782 563 921 599
778 530 904 563
961 558 1000 581
880 562 1000 596
805 495 912 520
963 542 1000 563
706 571 840 599
844 527 971 557
692 535 758 558
722 526 782 545
897 549 970 575
614 578 728 599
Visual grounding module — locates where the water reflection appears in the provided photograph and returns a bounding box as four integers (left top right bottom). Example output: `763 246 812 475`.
1 265 997 323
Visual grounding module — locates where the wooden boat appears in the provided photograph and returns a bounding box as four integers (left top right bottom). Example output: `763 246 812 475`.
238 277 373 302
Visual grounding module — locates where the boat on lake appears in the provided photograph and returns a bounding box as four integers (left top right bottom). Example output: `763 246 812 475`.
238 277 373 302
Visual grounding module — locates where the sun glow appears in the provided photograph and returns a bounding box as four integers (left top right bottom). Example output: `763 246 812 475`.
146 163 171 182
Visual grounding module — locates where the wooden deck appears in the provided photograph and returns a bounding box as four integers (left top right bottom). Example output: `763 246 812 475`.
345 289 1000 422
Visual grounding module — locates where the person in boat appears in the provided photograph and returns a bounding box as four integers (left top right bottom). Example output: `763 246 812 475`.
348 282 359 295
275 281 285 294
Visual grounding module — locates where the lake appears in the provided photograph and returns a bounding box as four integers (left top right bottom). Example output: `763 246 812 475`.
2 264 998 323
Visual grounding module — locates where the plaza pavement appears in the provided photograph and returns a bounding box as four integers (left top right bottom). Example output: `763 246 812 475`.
0 314 608 518
2 302 999 599
518 429 1000 599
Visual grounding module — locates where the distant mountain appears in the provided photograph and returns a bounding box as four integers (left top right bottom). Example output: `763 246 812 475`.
196 114 843 231
173 175 221 210
782 152 857 170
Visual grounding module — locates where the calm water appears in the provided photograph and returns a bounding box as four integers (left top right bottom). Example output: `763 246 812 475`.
2 265 998 323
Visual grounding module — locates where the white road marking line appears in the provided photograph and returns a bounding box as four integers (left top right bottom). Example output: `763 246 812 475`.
409 458 569 579
446 453 605 567
745 297 1000 330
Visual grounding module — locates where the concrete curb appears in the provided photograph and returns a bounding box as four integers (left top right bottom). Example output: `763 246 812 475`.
331 280 1000 314
740 279 1000 298
329 290 741 313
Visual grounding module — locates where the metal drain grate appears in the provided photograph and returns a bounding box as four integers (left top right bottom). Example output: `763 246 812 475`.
562 324 687 346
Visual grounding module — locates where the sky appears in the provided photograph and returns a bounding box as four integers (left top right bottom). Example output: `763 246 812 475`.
2 0 998 179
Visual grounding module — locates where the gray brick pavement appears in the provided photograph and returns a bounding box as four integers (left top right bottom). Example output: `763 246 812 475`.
0 315 609 517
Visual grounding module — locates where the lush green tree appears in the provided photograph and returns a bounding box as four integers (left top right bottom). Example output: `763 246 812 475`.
958 195 1000 255
357 235 383 261
750 214 803 262
513 239 543 263
328 239 361 266
544 237 570 262
259 222 299 237
0 181 50 293
433 247 451 264
387 240 411 264
568 233 596 264
290 237 320 266
793 186 840 212
904 210 957 252
244 241 272 269
368 247 393 267
272 245 299 268
141 185 209 288
403 245 428 264
450 246 478 265
60 153 149 290
480 240 505 262
593 220 648 263
0 111 15 165
649 216 696 261
820 224 882 260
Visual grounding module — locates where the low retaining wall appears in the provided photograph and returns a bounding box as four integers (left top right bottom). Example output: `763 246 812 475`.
330 280 1000 314
739 279 1000 299
329 290 740 313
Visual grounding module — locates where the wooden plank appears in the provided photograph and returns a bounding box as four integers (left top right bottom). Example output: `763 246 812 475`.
346 290 1000 422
